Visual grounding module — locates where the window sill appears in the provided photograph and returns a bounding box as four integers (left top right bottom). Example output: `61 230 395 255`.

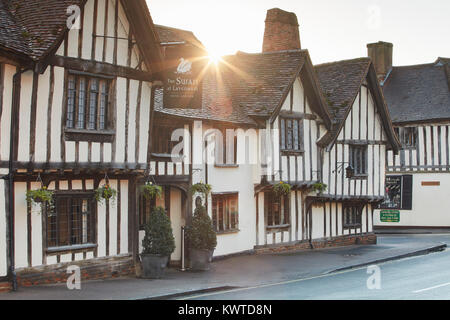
65 129 115 143
350 175 368 180
46 243 97 254
214 164 239 168
151 153 185 162
216 229 240 235
281 150 304 156
343 225 362 230
266 224 290 231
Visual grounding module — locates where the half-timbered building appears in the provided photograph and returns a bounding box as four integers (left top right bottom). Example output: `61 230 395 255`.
0 4 404 291
0 0 163 290
152 9 400 257
369 42 450 229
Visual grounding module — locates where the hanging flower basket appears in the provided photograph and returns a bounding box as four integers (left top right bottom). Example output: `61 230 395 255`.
273 181 292 197
95 184 117 204
26 187 54 205
312 182 328 195
141 182 163 200
191 182 212 197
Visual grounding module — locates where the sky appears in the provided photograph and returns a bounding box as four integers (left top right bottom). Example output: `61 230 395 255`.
146 0 450 66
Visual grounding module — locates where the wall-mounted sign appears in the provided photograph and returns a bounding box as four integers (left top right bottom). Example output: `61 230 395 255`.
421 181 440 186
163 46 204 109
380 210 400 223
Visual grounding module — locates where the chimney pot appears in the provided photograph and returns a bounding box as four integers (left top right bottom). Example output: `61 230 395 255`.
263 8 301 53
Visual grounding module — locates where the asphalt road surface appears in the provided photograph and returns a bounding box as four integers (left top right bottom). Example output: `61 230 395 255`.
184 236 450 300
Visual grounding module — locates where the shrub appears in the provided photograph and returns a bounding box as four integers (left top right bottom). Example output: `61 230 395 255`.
186 205 217 251
142 207 176 256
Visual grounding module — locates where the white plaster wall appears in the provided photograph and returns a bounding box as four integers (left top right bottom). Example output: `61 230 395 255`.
374 173 450 227
209 163 257 256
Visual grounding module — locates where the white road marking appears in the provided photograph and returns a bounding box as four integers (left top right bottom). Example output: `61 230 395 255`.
413 282 450 294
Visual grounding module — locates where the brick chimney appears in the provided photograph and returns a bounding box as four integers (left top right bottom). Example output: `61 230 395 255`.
262 8 301 53
367 41 393 82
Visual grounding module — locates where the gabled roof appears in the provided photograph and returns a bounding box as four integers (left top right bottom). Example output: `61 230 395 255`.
155 49 332 127
0 0 84 61
315 58 400 151
382 59 450 124
155 24 205 49
0 0 163 71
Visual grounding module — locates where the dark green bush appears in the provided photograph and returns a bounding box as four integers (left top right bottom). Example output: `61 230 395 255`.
142 206 176 256
186 205 217 251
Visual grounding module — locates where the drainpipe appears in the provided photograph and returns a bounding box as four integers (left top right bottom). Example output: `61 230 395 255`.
5 66 31 291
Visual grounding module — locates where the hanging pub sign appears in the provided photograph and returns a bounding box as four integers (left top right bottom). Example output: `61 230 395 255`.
163 46 204 109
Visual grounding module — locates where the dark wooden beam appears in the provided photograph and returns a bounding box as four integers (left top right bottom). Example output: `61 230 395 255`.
48 55 158 82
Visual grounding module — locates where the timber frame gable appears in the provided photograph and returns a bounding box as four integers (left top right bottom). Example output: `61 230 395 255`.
268 50 332 130
316 59 400 153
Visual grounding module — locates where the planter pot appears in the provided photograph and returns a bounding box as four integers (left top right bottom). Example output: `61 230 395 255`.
140 254 169 279
189 248 214 271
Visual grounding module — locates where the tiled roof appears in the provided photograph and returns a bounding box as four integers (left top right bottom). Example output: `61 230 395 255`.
223 50 307 117
315 58 371 146
155 50 309 125
155 24 204 49
0 0 163 69
315 58 371 122
0 0 83 61
0 0 31 57
383 61 450 124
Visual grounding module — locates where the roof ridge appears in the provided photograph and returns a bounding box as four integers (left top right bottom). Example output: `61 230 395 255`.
236 49 307 56
392 62 437 69
154 24 196 35
314 57 370 68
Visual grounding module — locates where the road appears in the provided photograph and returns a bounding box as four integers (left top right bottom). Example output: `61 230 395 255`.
184 234 450 300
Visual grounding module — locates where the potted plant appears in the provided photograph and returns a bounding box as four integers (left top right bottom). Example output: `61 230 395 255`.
186 204 217 271
273 181 292 197
95 183 117 205
191 182 212 197
141 182 162 200
26 187 54 204
312 182 328 195
140 206 176 279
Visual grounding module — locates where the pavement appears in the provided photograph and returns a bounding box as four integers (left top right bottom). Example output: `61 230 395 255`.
0 234 448 300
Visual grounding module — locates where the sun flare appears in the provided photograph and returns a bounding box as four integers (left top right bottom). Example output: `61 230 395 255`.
208 52 222 64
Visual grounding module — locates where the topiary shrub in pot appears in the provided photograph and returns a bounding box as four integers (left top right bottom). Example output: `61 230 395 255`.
186 204 217 271
140 206 175 279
